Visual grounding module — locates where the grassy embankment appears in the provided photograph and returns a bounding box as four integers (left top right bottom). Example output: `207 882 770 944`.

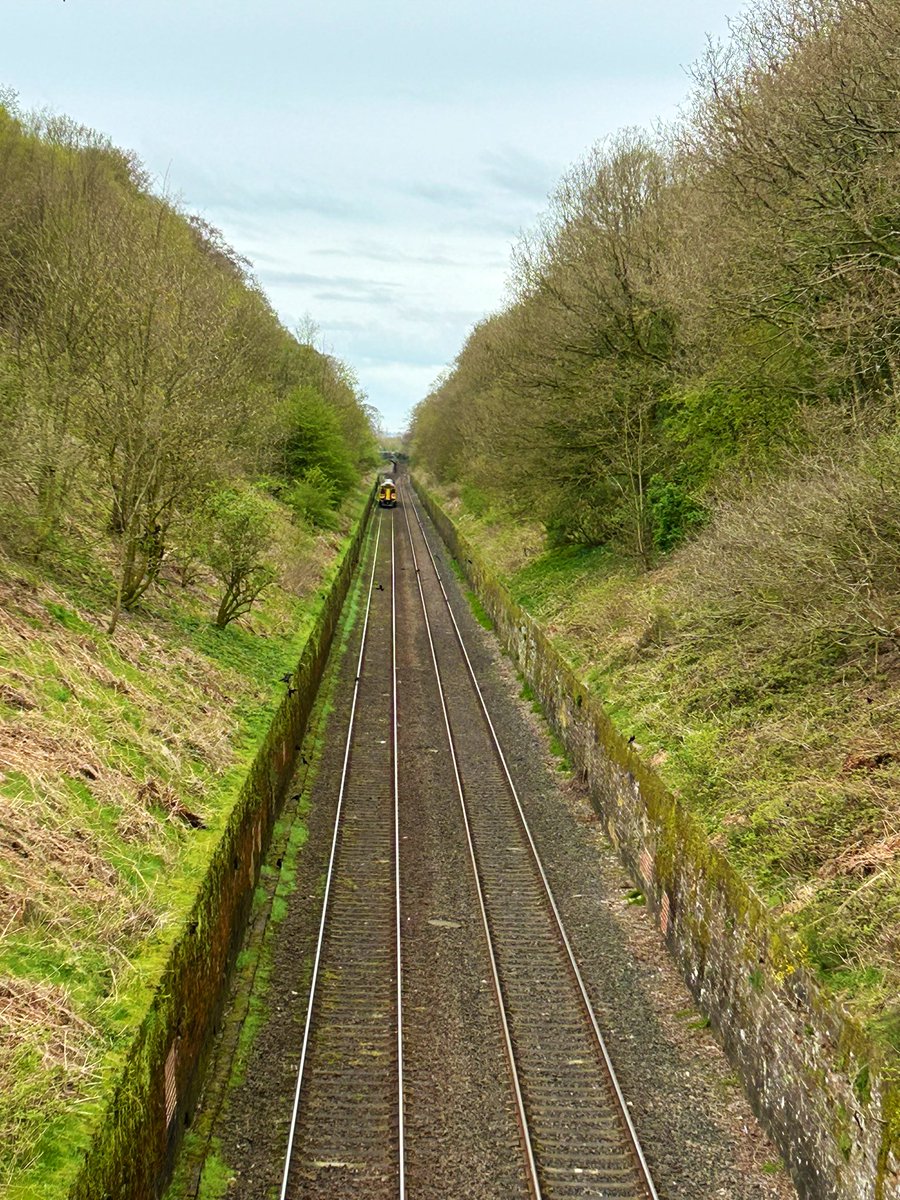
0 483 369 1199
427 475 900 1048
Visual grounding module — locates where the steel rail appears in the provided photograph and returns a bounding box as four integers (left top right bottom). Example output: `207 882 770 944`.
403 480 660 1200
398 492 543 1200
391 509 406 1200
278 508 406 1200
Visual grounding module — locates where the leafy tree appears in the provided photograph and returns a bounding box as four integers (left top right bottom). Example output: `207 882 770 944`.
280 386 358 497
414 132 678 561
414 3 900 563
684 0 900 405
71 192 294 632
0 113 131 548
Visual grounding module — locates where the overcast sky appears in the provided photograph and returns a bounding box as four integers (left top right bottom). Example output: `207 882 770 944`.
2 0 740 431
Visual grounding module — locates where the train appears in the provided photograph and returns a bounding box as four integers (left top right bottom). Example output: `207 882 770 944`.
378 478 397 508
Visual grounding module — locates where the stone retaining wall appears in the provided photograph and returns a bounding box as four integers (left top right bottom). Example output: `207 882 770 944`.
68 488 375 1200
414 477 899 1200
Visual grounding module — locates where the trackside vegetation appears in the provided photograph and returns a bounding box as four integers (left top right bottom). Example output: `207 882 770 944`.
0 94 378 1196
410 0 900 1045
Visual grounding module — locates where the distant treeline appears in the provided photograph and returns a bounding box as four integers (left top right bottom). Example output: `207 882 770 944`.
0 94 377 629
412 0 900 560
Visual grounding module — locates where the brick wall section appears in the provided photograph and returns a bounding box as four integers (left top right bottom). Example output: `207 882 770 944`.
67 487 375 1200
414 478 900 1200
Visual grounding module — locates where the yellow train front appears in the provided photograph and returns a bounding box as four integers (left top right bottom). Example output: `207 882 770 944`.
378 478 397 508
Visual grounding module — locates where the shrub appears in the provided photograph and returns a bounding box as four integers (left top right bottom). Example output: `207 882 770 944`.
648 477 706 552
284 466 340 530
204 487 276 628
674 433 900 662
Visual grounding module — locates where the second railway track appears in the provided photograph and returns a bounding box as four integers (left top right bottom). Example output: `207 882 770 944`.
279 482 660 1200
399 480 658 1200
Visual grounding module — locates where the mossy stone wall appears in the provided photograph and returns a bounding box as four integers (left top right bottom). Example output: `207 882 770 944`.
67 488 375 1200
414 478 899 1200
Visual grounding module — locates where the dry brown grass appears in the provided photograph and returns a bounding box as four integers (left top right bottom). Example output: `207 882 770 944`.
0 977 102 1189
0 977 97 1074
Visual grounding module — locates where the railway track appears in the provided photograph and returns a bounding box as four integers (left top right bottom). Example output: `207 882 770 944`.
279 510 404 1200
398 480 658 1200
279 484 659 1199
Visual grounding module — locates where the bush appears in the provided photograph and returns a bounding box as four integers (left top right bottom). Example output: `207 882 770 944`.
204 487 276 628
676 433 900 655
648 476 706 552
659 382 800 491
284 466 340 530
